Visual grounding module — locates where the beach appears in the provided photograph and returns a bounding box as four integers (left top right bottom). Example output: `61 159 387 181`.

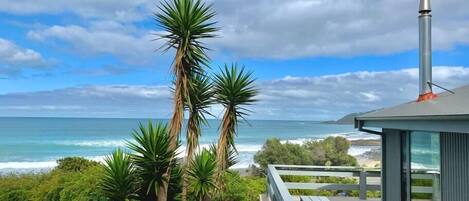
0 117 381 173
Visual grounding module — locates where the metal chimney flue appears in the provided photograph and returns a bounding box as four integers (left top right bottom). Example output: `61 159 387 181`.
419 0 431 13
417 0 437 102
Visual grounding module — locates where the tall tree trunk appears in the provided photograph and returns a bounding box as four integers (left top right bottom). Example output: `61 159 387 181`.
157 176 169 201
215 107 234 188
162 57 188 201
182 112 198 201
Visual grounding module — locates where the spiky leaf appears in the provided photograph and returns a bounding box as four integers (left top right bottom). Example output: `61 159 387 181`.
101 149 139 201
127 122 180 198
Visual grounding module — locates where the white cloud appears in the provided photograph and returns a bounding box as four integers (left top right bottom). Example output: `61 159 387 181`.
8 0 469 60
80 85 171 98
251 66 469 120
359 92 381 102
27 24 165 65
0 85 173 118
0 0 152 22
1 66 469 120
210 0 469 59
0 38 49 77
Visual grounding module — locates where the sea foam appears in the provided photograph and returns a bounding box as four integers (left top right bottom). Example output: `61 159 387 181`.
1 129 379 173
54 140 128 147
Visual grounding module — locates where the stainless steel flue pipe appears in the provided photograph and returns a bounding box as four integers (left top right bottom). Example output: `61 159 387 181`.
419 0 432 95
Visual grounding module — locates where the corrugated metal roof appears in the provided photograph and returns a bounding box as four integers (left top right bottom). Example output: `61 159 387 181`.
357 84 469 121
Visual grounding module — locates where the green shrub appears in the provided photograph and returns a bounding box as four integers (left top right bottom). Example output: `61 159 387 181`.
0 174 42 201
254 138 313 170
0 189 30 201
214 171 266 201
31 165 107 201
254 137 358 171
242 176 266 201
0 158 107 201
304 136 357 166
255 136 365 198
57 166 107 201
0 156 284 201
56 157 99 172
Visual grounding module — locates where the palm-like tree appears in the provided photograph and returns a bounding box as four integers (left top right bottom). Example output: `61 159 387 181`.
187 149 217 201
209 144 238 170
182 74 213 200
101 149 139 201
168 162 183 201
213 64 258 183
127 122 179 201
155 0 217 199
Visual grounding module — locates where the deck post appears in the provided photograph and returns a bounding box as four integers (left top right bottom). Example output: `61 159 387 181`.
359 170 367 200
267 165 294 201
432 173 441 201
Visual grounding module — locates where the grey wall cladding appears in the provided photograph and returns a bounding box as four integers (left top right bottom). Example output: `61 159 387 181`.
441 133 469 201
383 129 402 201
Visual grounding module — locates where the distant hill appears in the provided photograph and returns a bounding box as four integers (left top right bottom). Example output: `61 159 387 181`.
322 112 364 125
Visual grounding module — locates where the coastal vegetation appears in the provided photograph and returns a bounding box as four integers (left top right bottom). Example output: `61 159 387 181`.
213 64 258 186
254 137 381 198
0 0 379 200
155 0 218 199
1 0 261 200
254 136 358 170
0 158 106 201
154 0 260 198
0 136 373 201
0 156 265 201
184 74 214 200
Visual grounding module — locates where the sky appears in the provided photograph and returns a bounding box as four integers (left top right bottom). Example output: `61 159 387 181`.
1 0 469 121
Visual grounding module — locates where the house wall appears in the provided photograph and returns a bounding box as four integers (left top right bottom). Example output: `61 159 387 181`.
441 132 469 201
382 129 402 201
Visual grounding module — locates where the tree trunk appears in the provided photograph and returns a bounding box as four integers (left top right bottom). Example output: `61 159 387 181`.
183 112 199 201
157 174 169 201
215 108 234 188
163 59 187 201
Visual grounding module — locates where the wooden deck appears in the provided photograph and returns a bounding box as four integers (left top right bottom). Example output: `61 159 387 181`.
297 196 380 201
266 165 382 201
260 194 381 201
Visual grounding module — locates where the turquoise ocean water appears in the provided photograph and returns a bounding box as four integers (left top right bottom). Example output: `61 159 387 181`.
0 117 378 172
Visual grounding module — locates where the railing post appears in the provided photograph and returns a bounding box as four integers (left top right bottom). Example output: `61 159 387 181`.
359 170 367 200
432 173 441 201
267 165 294 201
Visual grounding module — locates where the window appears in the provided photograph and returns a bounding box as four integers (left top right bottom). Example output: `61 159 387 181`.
401 132 410 201
402 131 441 201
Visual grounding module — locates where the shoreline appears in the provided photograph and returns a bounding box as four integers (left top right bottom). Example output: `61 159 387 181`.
351 139 381 146
0 138 382 174
0 145 382 175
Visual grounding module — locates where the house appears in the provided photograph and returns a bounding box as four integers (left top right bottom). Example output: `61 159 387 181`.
355 1 469 201
355 85 469 201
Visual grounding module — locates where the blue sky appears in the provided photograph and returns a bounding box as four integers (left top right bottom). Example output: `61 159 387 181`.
1 0 469 120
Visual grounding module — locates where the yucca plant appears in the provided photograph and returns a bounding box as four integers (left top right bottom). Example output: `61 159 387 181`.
185 74 214 162
182 74 214 199
213 64 258 184
187 149 217 201
209 144 238 170
127 122 179 201
101 149 139 201
155 0 217 199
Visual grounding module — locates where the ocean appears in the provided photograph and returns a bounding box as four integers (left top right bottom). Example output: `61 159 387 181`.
0 117 379 173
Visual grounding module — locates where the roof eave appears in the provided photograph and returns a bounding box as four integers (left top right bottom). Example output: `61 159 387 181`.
356 114 469 122
355 114 469 134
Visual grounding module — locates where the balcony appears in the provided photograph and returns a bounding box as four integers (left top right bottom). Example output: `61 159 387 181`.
265 165 381 201
266 165 381 201
265 165 440 201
